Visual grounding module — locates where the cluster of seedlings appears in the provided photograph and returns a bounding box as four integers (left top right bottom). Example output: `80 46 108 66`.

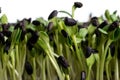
0 2 120 80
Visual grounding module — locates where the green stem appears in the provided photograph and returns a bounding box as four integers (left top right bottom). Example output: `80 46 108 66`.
99 39 112 80
47 50 64 80
10 49 16 80
37 39 64 80
4 69 8 80
42 58 46 80
65 74 70 80
105 48 112 80
32 57 36 80
46 56 52 80
86 66 91 80
72 35 83 70
21 42 27 74
106 61 110 80
59 11 72 17
45 43 64 80
15 45 22 80
72 6 75 18
96 60 100 80
55 30 62 55
115 55 119 80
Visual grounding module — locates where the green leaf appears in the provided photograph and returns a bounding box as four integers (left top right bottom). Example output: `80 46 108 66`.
98 28 108 34
111 28 120 41
77 28 88 39
36 17 48 26
37 31 50 51
40 31 49 42
1 14 8 24
102 25 110 32
66 26 78 36
8 25 14 32
86 54 95 67
87 25 96 34
76 37 82 43
105 10 112 22
110 14 118 21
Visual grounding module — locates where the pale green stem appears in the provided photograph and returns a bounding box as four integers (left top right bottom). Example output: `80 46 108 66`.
72 35 83 70
32 57 36 80
42 58 46 80
115 55 119 80
96 60 100 80
86 66 91 80
99 39 112 80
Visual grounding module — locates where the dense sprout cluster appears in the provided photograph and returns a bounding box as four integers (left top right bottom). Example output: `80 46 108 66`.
0 2 120 80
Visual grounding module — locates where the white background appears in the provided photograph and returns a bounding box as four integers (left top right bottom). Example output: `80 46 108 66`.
0 0 120 22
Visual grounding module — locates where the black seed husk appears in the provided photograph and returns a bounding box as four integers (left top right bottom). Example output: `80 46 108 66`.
20 30 26 41
0 32 5 44
77 25 84 30
2 30 12 37
61 30 68 38
25 61 33 75
4 39 11 54
98 20 108 28
91 17 99 26
23 18 31 24
48 32 54 41
109 43 115 57
94 29 101 37
47 22 53 31
82 22 90 28
30 31 39 44
78 22 90 31
85 47 98 58
81 71 86 80
15 21 25 30
32 20 40 26
48 10 58 20
74 2 83 8
2 24 10 31
85 47 92 58
26 29 34 34
108 21 119 31
27 42 33 50
27 31 39 50
64 17 77 26
57 56 69 68
92 49 98 53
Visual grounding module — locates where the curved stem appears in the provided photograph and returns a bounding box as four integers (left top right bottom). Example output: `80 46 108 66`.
47 44 64 80
86 66 91 80
72 6 75 18
99 39 112 80
59 11 72 18
72 35 83 70
106 61 110 80
32 57 36 80
96 60 100 80
115 57 119 80
65 74 70 80
42 58 46 80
